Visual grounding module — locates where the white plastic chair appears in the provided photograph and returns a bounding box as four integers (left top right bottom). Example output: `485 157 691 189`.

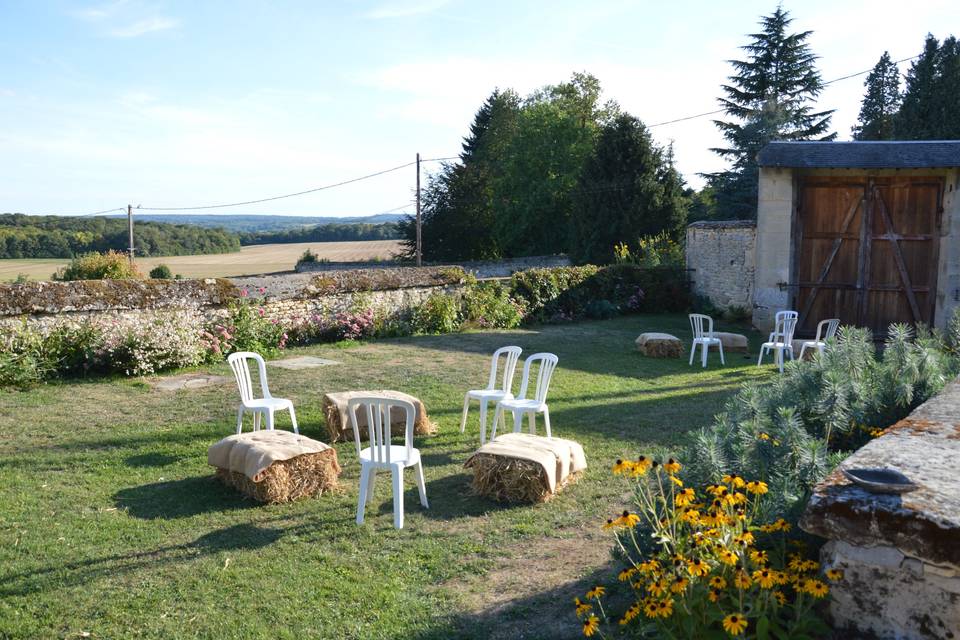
758 311 799 373
227 351 298 434
350 395 428 530
460 346 522 444
799 319 840 359
492 353 558 440
688 314 725 368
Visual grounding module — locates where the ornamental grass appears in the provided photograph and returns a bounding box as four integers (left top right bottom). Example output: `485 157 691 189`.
573 457 839 638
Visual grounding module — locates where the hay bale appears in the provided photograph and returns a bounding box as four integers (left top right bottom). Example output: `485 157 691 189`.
635 332 683 358
465 453 582 504
322 391 437 443
714 331 749 353
214 448 341 504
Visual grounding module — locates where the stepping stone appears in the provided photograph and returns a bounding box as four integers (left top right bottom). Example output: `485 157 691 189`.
714 332 749 353
152 373 230 392
268 356 342 370
635 333 683 358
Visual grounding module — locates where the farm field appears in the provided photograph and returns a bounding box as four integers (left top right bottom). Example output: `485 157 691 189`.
0 240 403 281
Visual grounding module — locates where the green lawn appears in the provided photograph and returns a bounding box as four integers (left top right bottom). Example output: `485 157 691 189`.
0 315 772 640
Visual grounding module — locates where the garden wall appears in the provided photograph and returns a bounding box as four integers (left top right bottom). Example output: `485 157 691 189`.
0 267 468 330
685 221 756 311
296 255 572 278
801 377 960 640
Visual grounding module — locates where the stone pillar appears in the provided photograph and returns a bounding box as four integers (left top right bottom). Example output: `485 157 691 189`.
752 167 795 332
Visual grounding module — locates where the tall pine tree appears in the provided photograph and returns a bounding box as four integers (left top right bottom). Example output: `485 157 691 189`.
852 51 901 140
896 34 960 139
707 7 834 219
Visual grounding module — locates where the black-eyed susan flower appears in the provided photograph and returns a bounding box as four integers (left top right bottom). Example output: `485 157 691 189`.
733 532 754 548
722 613 748 635
643 600 658 618
709 576 727 589
680 507 701 524
638 559 660 575
612 458 632 475
745 480 769 495
708 587 721 603
749 549 768 565
585 586 606 600
800 559 820 572
752 568 776 589
775 519 792 532
670 553 686 568
722 473 746 488
670 578 689 594
632 456 652 476
582 613 600 636
734 570 752 589
718 550 738 566
574 597 592 617
825 568 844 581
663 458 681 474
772 590 787 605
687 558 710 577
669 474 684 487
602 518 617 531
647 578 668 596
618 567 636 582
803 579 829 598
620 602 641 625
656 598 674 618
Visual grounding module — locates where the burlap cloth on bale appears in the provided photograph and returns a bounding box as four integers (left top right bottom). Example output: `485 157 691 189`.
208 430 341 503
464 433 587 502
322 390 436 442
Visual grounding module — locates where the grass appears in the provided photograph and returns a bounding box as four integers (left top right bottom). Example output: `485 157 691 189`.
0 315 772 639
0 240 403 281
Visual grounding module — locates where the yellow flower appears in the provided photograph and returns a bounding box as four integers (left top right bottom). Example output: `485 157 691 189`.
700 512 721 527
647 578 668 596
722 473 746 487
706 483 723 496
759 523 777 533
687 558 710 577
749 550 768 565
612 510 640 528
618 567 636 582
825 569 844 581
612 458 632 475
631 456 652 477
656 598 674 618
745 481 769 495
643 600 659 618
585 586 606 600
722 613 748 636
669 474 684 487
620 602 641 625
679 507 701 524
663 458 681 474
787 555 803 571
757 432 772 441
709 576 727 589
731 492 748 505
734 570 752 589
670 578 689 594
733 532 754 548
670 553 686 569
718 550 738 566
574 598 592 617
803 579 829 598
800 560 820 572
638 559 661 575
708 587 721 602
582 614 600 637
675 489 696 508
772 590 787 605
775 518 792 532
602 518 617 531
753 569 776 589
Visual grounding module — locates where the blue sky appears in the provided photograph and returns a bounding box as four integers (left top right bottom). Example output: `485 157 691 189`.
0 0 950 218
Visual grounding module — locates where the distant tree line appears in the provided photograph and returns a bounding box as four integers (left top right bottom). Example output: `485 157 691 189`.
0 214 240 259
239 222 399 245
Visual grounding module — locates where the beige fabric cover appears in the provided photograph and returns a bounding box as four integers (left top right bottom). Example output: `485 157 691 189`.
322 390 432 441
714 332 749 352
467 433 587 492
208 430 332 483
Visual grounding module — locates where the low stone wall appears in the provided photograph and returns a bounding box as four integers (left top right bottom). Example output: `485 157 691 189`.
800 378 960 639
685 221 756 311
296 255 571 279
0 267 469 330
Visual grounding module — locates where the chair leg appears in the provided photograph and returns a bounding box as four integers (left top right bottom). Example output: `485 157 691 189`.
266 409 275 430
718 342 725 365
236 408 244 434
415 461 428 508
689 342 696 366
391 465 404 530
253 411 261 431
543 407 552 438
527 411 536 435
490 405 502 441
757 346 766 367
478 400 488 445
799 344 808 360
459 394 470 433
702 342 708 368
512 409 523 434
288 405 299 435
777 348 784 374
356 465 371 525
366 468 377 505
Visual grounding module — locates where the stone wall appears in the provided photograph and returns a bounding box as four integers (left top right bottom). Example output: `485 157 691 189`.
296 255 572 279
0 266 469 330
752 167 794 331
800 377 960 639
685 221 756 311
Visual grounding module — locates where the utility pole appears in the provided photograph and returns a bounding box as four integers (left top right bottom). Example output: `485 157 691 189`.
127 204 135 265
415 152 422 267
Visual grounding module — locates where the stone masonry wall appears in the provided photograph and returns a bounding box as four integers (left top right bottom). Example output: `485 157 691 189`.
296 254 572 279
685 221 756 311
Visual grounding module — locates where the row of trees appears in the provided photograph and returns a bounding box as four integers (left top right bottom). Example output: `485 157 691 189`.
0 214 240 259
239 222 398 245
399 74 688 264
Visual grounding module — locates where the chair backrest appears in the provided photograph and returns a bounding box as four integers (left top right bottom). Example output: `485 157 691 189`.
815 318 841 342
689 314 714 340
517 353 559 404
772 311 799 343
347 395 416 463
485 346 523 393
227 352 270 403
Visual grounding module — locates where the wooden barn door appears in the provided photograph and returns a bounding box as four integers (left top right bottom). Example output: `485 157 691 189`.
794 176 942 336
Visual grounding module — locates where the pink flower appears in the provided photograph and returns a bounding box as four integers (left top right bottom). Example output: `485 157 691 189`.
258 287 266 294
240 289 249 297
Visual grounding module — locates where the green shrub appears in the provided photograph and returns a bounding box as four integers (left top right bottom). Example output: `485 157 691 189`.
584 299 617 319
411 292 461 335
149 264 173 279
613 232 684 268
217 299 287 356
54 251 141 281
0 321 50 388
509 266 600 321
298 248 318 264
460 281 523 329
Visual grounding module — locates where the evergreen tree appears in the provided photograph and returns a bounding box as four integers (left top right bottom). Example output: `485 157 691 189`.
707 7 834 219
896 35 941 139
852 51 902 140
570 114 688 264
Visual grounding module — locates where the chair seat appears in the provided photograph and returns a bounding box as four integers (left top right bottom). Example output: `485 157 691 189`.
693 336 721 344
499 398 546 412
761 341 792 349
359 446 420 468
242 397 293 411
467 389 513 401
802 340 825 347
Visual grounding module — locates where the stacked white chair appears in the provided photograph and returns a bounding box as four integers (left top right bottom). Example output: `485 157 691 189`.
492 353 558 439
688 313 725 368
460 346 522 445
227 351 299 434
799 318 840 359
758 311 799 373
350 395 428 530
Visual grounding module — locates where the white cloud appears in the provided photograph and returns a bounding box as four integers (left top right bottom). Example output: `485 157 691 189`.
363 0 450 20
72 0 129 22
109 17 178 38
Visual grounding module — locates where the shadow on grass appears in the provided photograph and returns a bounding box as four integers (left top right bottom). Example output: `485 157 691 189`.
124 452 182 467
113 475 255 520
0 523 283 598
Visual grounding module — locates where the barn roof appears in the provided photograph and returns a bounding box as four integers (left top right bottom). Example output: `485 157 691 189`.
757 141 960 169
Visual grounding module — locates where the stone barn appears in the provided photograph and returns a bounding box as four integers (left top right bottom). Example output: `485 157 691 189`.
688 141 960 336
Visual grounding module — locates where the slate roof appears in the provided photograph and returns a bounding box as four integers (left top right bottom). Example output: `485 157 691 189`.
757 141 960 169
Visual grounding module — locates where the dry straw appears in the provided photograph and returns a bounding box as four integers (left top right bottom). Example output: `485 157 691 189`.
322 395 437 442
215 449 341 503
465 453 582 504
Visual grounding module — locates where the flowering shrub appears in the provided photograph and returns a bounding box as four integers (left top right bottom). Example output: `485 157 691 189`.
460 281 524 329
96 310 207 376
410 292 461 335
54 251 142 281
575 457 835 638
335 309 376 341
214 297 287 356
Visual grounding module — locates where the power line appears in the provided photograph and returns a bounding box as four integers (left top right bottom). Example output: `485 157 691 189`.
648 53 921 129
